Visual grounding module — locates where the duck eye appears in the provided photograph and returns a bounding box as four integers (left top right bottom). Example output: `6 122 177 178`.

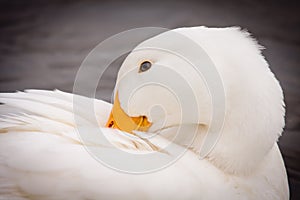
139 61 152 72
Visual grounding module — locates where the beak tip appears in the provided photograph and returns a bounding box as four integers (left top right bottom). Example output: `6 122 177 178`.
105 112 115 128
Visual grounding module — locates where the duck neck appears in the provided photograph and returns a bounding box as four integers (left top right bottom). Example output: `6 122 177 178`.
159 108 282 176
204 101 284 175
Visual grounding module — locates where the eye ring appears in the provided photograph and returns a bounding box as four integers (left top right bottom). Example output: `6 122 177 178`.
139 61 152 73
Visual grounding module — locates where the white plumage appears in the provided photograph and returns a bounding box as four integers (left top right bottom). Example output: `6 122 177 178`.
0 27 289 200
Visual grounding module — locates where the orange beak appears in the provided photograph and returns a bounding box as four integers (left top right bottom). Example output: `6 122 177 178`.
105 93 152 134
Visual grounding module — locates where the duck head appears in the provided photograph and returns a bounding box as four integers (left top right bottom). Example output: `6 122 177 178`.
106 28 213 135
106 26 285 175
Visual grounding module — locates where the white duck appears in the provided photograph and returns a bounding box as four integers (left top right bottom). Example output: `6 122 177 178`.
0 26 289 200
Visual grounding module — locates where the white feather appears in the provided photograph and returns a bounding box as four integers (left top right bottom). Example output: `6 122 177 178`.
0 26 289 200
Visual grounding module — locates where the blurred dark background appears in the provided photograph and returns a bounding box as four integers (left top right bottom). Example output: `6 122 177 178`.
0 0 299 199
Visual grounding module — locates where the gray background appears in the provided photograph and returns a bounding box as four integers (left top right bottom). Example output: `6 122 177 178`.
0 0 299 199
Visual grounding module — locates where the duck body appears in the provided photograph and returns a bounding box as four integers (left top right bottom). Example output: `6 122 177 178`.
0 26 289 200
0 90 289 200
